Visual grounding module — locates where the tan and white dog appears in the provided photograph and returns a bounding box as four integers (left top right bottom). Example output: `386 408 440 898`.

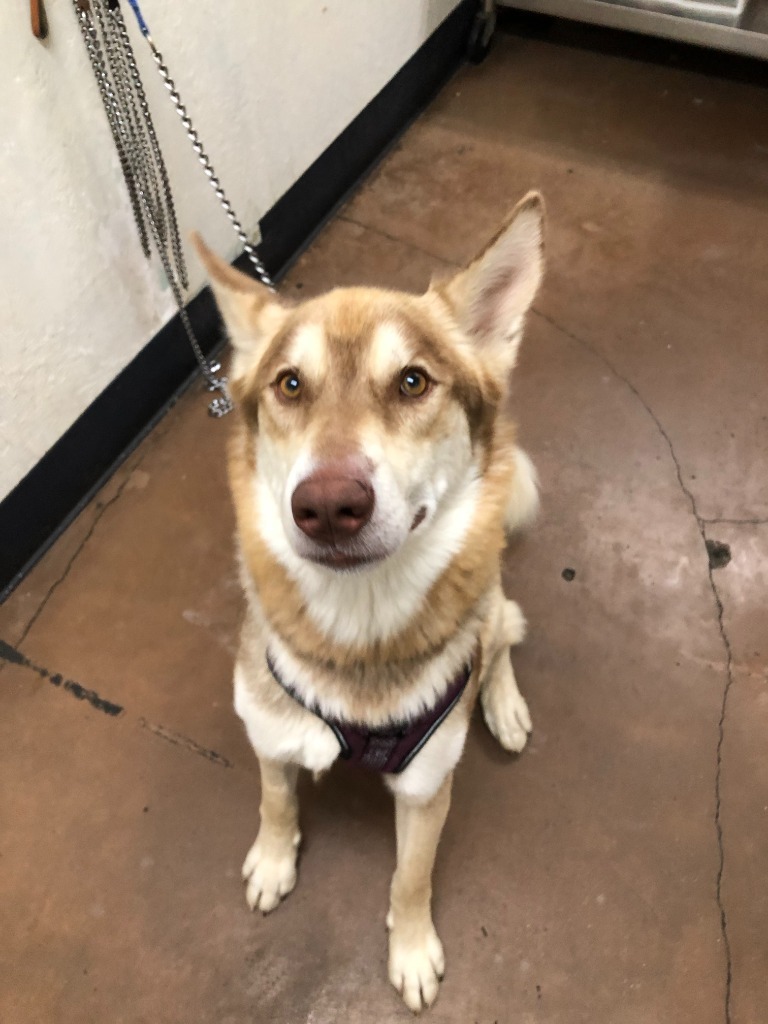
194 192 544 1013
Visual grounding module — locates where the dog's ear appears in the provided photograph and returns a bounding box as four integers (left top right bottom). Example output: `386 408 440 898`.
191 234 285 359
441 192 544 373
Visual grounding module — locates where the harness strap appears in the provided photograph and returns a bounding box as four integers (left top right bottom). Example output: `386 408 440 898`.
265 652 472 774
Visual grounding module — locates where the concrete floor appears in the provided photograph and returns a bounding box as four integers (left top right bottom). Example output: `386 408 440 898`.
2 23 767 1024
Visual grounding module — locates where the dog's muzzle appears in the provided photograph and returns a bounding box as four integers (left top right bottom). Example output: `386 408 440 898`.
290 458 377 569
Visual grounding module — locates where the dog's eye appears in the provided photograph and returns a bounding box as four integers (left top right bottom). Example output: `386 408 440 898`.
276 371 302 400
400 368 429 398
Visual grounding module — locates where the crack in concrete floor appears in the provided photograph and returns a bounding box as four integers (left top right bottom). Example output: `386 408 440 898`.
703 518 768 526
533 307 735 1024
7 379 187 648
338 213 460 269
14 471 137 649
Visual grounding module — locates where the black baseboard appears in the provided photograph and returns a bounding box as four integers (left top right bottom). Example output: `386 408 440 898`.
0 0 477 602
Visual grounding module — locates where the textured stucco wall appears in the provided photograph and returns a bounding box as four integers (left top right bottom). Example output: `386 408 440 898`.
0 0 461 501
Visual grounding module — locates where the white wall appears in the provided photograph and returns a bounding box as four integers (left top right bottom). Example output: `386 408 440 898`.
0 0 461 501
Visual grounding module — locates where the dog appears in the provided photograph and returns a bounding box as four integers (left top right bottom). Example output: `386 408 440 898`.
193 191 544 1013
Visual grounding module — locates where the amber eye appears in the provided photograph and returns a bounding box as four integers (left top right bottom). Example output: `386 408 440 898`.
276 371 302 400
400 367 429 398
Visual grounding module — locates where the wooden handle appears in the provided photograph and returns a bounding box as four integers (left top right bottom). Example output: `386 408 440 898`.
30 0 49 40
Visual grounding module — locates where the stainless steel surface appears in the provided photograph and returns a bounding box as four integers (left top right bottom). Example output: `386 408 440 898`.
499 0 768 58
601 1 746 28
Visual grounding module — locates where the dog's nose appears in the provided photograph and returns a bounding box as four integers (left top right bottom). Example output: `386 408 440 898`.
291 469 374 544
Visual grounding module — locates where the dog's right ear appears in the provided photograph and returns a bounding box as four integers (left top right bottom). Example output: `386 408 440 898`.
438 193 544 376
191 234 285 357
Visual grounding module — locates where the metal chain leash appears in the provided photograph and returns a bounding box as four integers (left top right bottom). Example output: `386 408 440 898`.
75 4 150 256
74 0 276 415
122 0 275 291
109 4 186 286
139 38 276 291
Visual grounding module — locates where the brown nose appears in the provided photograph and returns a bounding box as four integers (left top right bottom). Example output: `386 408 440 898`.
291 468 374 545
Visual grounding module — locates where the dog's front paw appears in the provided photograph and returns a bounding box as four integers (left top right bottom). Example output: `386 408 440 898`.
481 660 532 754
242 831 300 913
388 923 445 1013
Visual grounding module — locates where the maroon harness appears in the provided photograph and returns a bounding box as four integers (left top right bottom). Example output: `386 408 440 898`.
266 652 473 774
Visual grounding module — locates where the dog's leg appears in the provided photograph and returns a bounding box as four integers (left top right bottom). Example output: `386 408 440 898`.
480 589 532 753
242 757 301 913
387 773 452 1013
505 445 539 535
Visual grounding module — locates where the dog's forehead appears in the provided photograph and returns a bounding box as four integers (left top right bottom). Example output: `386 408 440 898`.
284 320 327 379
368 321 413 378
284 288 447 379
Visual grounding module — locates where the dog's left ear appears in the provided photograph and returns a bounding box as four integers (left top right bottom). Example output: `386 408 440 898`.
441 192 544 373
